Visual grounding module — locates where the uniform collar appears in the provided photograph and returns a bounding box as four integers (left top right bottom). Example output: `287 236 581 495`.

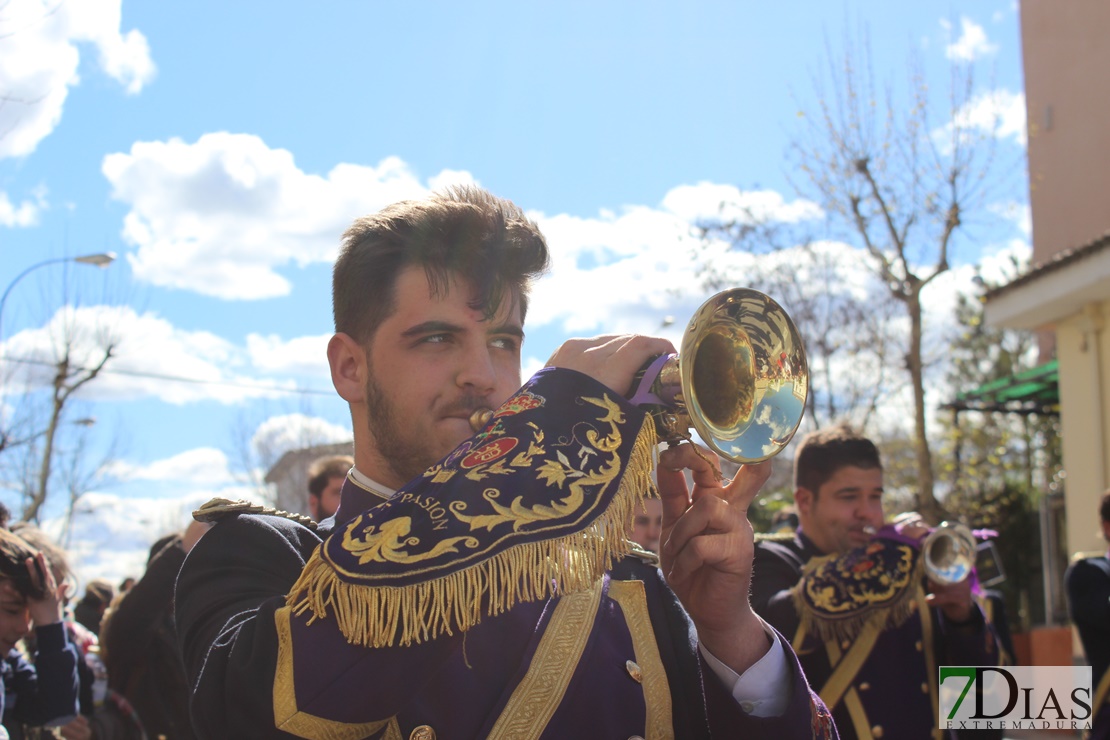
795 528 824 559
332 468 394 527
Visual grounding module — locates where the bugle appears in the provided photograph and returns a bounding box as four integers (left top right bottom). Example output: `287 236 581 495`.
471 288 809 466
921 521 978 585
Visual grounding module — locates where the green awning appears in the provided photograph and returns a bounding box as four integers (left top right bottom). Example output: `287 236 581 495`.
942 359 1059 416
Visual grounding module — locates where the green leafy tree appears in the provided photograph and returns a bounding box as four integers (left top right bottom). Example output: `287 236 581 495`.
936 258 1060 497
936 259 1061 629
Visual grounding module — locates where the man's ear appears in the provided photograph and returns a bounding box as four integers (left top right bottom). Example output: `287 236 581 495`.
794 487 814 517
328 333 367 403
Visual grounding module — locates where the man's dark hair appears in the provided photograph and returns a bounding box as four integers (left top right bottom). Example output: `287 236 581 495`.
333 186 551 345
308 455 354 497
81 578 115 607
1100 490 1110 524
793 423 882 495
149 532 180 565
0 529 45 599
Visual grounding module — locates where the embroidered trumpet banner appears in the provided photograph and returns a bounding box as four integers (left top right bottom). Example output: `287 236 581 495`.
793 536 923 643
287 367 659 647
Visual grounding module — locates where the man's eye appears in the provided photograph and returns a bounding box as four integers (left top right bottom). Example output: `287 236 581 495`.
491 337 520 351
422 334 450 344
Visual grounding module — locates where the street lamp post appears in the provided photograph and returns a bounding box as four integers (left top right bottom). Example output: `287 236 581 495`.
0 252 116 346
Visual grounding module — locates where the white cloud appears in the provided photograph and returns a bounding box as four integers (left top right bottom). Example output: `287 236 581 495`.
251 413 351 461
0 190 44 227
0 304 298 405
0 0 155 159
660 183 822 226
943 17 999 61
92 29 155 95
246 333 332 377
104 447 234 487
102 134 471 300
42 486 265 587
426 169 479 192
934 89 1027 153
969 238 1032 286
525 182 822 336
955 89 1027 147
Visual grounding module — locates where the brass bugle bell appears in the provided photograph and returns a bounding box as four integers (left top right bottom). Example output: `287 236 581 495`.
626 288 808 464
921 521 977 585
469 287 808 465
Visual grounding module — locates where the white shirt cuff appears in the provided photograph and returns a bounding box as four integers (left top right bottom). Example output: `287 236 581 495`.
698 620 791 717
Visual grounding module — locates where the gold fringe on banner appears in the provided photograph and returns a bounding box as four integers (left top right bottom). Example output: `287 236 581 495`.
791 547 923 645
286 416 659 648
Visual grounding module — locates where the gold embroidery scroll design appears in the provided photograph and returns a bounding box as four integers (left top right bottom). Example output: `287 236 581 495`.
286 383 658 648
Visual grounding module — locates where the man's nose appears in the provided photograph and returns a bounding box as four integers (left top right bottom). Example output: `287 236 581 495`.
456 344 497 393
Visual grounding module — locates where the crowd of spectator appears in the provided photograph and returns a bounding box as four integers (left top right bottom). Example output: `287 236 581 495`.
0 503 204 740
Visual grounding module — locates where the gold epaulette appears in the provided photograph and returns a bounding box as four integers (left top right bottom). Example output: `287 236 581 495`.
755 531 796 543
192 498 318 530
624 540 660 567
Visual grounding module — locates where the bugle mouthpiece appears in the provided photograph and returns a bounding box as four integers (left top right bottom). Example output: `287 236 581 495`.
469 408 494 432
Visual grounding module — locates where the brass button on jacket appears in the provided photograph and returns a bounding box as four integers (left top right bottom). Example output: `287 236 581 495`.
410 726 436 740
626 660 643 683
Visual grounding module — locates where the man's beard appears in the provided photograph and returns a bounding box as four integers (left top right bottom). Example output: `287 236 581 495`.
364 373 437 487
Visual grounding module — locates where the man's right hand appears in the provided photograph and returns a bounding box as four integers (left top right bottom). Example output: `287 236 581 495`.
545 335 676 396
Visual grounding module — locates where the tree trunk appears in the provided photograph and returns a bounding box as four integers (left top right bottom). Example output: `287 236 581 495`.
907 292 942 522
24 359 68 523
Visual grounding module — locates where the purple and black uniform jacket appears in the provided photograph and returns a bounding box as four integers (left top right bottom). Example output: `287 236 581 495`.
1066 556 1110 740
752 531 1003 740
176 368 835 739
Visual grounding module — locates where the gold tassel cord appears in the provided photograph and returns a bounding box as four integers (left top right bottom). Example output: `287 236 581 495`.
286 415 658 648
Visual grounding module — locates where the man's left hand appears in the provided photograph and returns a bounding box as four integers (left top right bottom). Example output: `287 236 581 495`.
656 442 773 674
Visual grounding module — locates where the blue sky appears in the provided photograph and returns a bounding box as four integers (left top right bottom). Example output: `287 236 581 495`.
0 0 1030 571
